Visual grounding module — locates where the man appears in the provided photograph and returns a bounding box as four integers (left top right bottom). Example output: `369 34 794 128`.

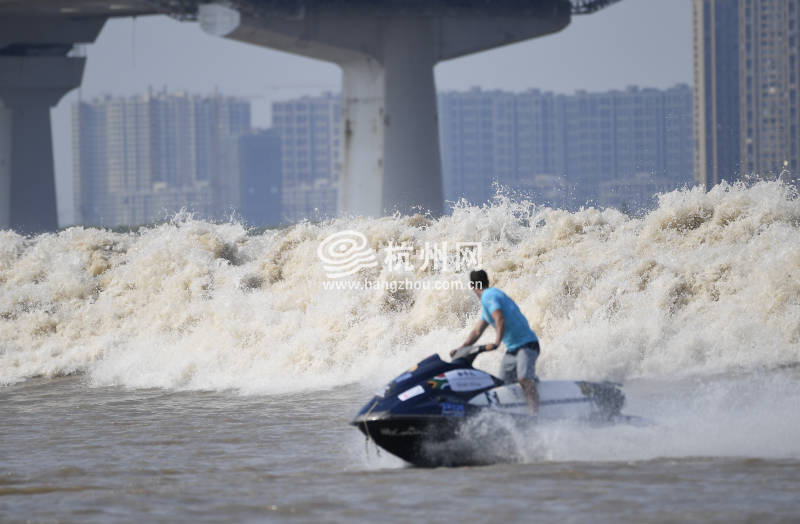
450 269 541 414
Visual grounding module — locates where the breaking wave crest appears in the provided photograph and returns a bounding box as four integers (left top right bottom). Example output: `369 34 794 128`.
2 180 800 393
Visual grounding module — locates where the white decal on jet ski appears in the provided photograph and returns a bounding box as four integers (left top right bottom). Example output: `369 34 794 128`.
377 372 415 397
444 369 495 392
397 385 425 401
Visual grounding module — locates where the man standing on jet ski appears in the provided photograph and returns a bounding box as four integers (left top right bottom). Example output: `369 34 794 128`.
450 269 541 414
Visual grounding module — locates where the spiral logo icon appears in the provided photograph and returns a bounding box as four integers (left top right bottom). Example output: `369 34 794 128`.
317 230 378 278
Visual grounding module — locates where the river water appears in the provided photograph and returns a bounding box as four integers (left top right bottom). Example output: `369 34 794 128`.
2 181 800 522
3 373 800 523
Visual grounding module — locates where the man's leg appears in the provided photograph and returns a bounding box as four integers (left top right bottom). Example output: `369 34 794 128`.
499 352 517 384
516 347 540 415
519 378 539 415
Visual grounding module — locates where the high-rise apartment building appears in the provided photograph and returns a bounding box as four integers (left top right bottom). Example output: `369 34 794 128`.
438 85 693 210
72 90 250 226
693 0 800 188
693 0 744 188
259 85 691 220
438 89 520 205
740 0 800 176
271 93 340 223
237 129 282 226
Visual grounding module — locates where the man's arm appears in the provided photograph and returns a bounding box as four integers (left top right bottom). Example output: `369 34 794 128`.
485 309 505 352
462 318 489 347
450 319 489 356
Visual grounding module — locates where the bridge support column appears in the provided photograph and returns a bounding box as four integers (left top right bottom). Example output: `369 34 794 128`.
381 18 442 216
339 58 384 217
339 19 442 216
205 2 570 218
0 56 85 233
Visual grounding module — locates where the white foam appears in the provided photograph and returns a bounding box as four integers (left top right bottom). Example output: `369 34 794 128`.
510 371 800 461
1 181 799 394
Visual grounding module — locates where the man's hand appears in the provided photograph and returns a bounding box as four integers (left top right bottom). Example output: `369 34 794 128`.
449 346 463 357
484 343 498 351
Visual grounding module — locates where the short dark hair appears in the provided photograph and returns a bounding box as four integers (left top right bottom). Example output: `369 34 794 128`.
469 269 489 290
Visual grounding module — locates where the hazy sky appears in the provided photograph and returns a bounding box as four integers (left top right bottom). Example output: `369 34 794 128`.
52 0 692 224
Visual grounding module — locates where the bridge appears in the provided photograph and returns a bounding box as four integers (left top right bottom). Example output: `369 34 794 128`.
0 0 620 233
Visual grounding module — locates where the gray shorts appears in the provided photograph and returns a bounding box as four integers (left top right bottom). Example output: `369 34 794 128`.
500 342 540 384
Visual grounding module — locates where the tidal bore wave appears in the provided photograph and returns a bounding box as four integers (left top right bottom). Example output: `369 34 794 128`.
1 180 800 393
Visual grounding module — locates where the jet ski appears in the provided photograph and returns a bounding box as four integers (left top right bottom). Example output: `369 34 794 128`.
351 345 631 467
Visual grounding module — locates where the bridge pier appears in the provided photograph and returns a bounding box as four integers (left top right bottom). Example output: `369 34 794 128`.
0 15 104 233
0 57 85 233
339 58 385 216
380 18 441 216
339 18 442 216
201 2 570 217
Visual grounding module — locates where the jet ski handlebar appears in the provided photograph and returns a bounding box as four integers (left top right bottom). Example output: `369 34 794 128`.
450 345 487 365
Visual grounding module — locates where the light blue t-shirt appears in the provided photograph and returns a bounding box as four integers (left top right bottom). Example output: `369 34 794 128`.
480 287 538 352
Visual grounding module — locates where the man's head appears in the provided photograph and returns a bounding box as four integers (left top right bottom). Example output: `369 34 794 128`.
469 269 489 297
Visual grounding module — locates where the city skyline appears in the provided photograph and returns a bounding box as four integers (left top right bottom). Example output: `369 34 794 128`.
72 91 251 226
70 83 693 227
439 84 693 210
51 0 693 225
